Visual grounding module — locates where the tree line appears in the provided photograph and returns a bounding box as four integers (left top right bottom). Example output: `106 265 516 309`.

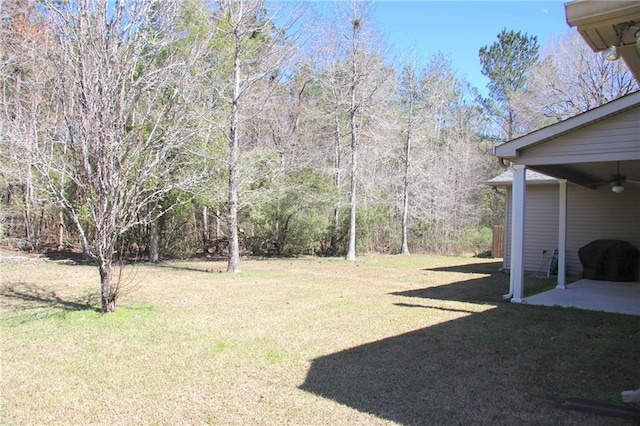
1 0 637 312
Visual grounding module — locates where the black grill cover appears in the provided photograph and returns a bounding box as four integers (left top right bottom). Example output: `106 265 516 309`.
578 239 639 282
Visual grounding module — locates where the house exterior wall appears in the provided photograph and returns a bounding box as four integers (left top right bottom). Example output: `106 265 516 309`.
567 183 640 277
504 184 560 274
503 182 640 278
522 108 640 164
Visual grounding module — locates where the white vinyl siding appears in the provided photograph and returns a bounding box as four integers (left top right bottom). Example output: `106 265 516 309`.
567 183 640 277
494 93 640 283
504 185 559 273
522 108 640 165
503 183 640 277
504 189 511 271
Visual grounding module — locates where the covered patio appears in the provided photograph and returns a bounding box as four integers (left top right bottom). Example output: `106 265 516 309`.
492 0 640 312
492 0 640 315
492 91 640 306
524 279 640 316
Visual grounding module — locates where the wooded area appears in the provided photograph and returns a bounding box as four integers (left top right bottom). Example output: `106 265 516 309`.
1 0 637 311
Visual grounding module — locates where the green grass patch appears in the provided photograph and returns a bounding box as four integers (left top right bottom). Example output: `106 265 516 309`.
266 349 288 364
1 254 637 425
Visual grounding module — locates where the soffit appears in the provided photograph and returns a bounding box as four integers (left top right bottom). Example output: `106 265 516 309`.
565 0 640 81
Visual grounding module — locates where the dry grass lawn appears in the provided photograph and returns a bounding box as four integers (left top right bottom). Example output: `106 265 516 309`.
1 252 639 425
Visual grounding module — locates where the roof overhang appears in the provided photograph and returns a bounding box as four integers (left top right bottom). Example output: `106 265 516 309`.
492 91 640 161
565 0 640 82
491 91 640 188
485 170 558 187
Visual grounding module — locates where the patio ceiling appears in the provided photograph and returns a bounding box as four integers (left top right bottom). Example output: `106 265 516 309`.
565 0 640 82
531 159 640 190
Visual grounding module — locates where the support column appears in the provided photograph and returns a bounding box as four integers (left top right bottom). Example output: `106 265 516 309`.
510 165 526 303
557 179 567 289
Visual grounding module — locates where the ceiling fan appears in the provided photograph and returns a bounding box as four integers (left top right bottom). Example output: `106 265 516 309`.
593 162 640 193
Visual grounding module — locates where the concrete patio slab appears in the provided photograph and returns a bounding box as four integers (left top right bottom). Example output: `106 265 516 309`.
522 279 640 316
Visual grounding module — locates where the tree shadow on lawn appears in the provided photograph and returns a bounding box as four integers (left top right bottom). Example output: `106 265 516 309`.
0 281 100 314
42 249 95 265
154 263 224 274
300 302 638 425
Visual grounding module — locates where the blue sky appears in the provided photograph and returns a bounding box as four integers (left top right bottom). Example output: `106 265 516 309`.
370 1 572 94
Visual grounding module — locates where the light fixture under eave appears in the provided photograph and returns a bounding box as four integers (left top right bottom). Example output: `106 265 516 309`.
603 22 640 61
603 45 620 61
612 183 625 193
603 23 625 61
634 25 640 49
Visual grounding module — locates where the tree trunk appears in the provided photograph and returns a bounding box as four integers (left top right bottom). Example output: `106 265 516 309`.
331 111 342 253
228 176 240 272
227 19 243 273
202 205 209 247
99 256 116 313
149 221 159 263
401 104 413 255
68 209 91 261
345 15 359 262
57 207 65 251
345 106 357 261
5 184 14 237
215 208 221 239
23 164 34 250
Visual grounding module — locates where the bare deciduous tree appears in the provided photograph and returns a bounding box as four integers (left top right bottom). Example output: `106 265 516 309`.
308 19 351 254
0 0 57 251
320 1 391 261
527 30 639 122
37 0 206 312
209 0 299 272
397 63 425 255
400 55 487 253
